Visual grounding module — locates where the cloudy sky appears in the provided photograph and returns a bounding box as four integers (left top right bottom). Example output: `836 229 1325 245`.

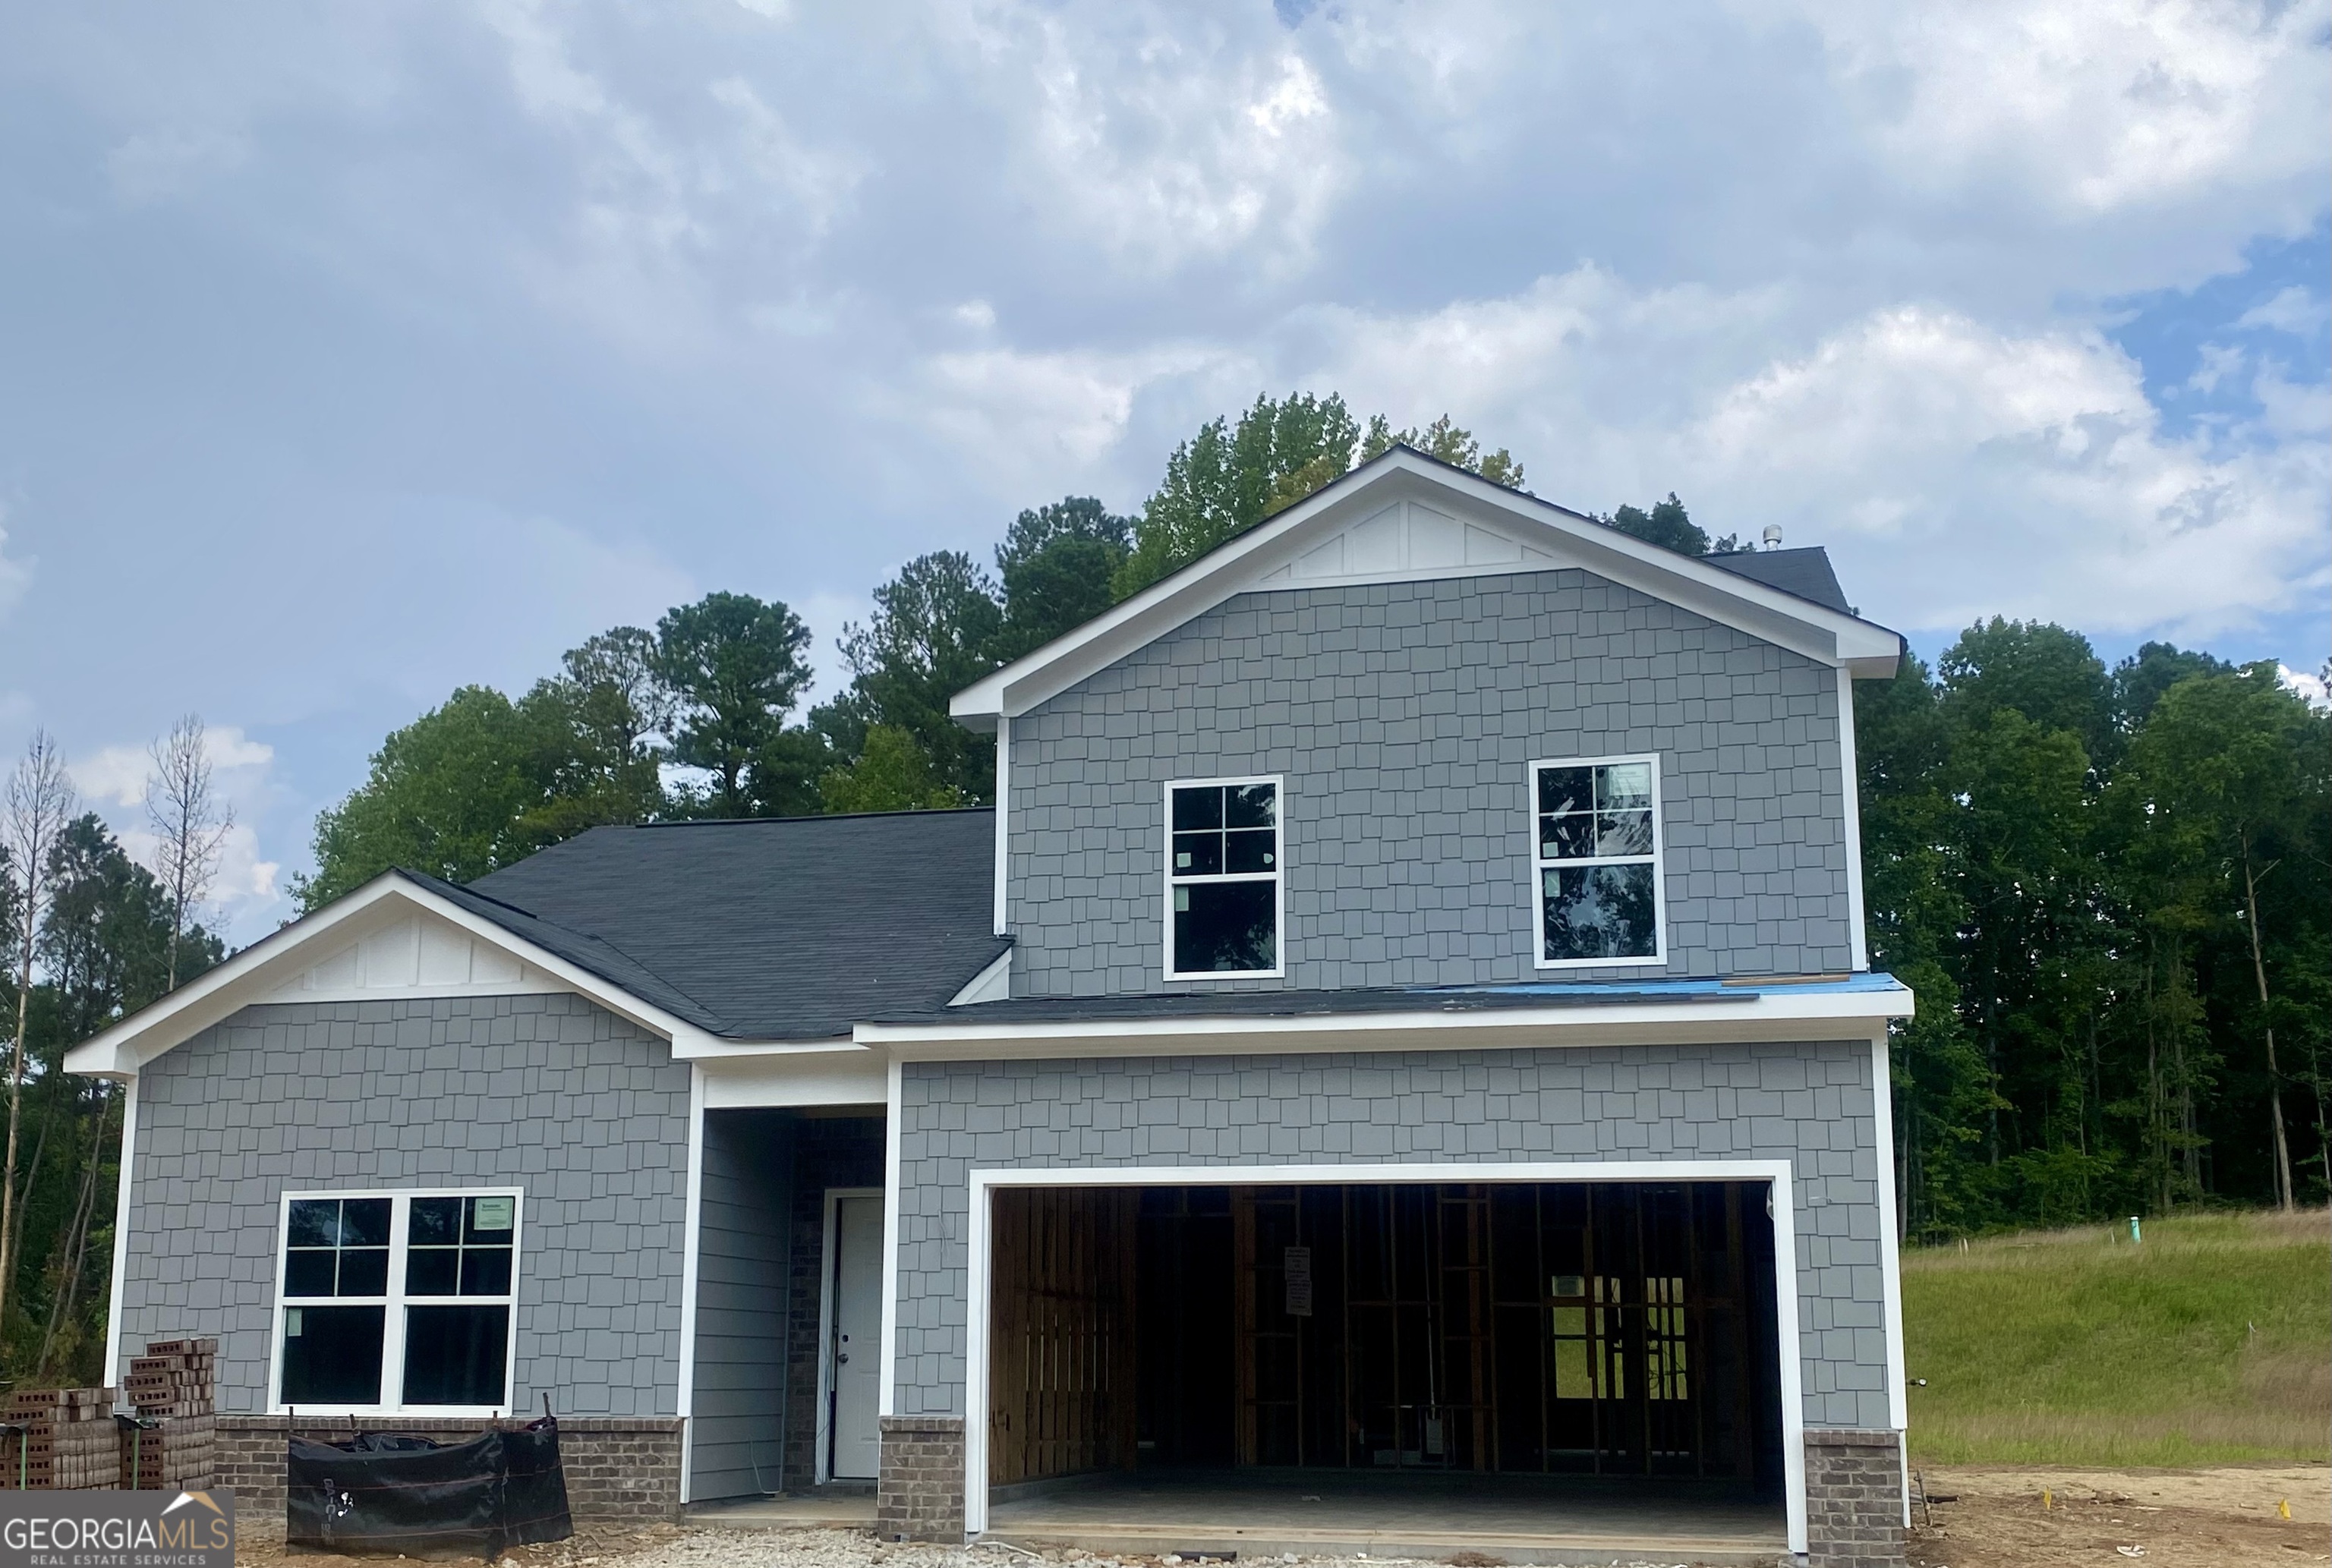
1 0 2326 943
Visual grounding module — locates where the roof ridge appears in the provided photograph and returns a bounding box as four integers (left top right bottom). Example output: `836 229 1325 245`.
626 804 996 830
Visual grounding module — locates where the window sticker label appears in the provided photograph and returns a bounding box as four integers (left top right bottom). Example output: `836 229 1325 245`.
1283 1245 1313 1318
472 1196 515 1232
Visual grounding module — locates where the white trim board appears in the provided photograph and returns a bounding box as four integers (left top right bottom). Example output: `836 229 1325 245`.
859 985 1914 1060
877 1059 905 1420
951 449 1905 728
958 1159 1810 1556
101 1078 138 1391
1838 666 1870 972
676 1066 707 1501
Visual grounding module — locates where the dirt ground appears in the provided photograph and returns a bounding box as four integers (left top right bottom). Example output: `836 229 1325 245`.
231 1465 2332 1568
1909 1463 2331 1568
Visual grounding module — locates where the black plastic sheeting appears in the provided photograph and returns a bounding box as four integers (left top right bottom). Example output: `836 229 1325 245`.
287 1417 574 1558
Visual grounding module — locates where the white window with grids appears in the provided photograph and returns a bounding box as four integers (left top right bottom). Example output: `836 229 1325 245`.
1530 756 1665 967
270 1189 522 1414
1164 776 1283 979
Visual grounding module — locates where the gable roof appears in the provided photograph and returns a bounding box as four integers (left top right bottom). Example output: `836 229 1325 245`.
952 446 1904 727
64 807 1008 1078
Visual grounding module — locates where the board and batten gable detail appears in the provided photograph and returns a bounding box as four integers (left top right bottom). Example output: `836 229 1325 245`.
885 1039 1892 1431
116 993 693 1417
1004 567 1853 996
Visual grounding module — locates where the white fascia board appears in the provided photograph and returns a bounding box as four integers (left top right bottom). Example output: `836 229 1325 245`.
951 451 1905 723
855 985 1914 1061
61 873 701 1079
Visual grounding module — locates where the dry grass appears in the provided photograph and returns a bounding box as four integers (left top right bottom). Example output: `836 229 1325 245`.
1902 1207 2332 1466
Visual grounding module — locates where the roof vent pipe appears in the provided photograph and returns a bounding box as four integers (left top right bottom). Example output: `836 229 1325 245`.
1761 524 1784 551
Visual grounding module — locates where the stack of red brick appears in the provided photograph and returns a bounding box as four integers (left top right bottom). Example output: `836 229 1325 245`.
0 1388 117 1491
120 1338 216 1491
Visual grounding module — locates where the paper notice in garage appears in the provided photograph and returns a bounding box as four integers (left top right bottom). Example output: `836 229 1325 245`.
1284 1245 1313 1317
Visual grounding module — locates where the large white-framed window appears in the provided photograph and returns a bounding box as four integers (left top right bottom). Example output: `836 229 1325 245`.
1163 775 1284 980
1530 755 1666 968
269 1189 523 1415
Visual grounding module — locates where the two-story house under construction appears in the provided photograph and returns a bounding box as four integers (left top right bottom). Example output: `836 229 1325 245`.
71 449 1915 1568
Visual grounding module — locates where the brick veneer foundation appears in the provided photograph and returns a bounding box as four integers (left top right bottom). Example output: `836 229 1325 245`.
217 1416 683 1521
1804 1427 1906 1568
874 1416 964 1543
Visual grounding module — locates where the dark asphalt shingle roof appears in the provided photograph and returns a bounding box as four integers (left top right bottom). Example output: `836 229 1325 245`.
1703 546 1854 615
449 808 1007 1040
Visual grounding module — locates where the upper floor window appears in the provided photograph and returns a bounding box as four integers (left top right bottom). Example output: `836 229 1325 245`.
1166 777 1281 978
1532 757 1664 967
274 1189 522 1413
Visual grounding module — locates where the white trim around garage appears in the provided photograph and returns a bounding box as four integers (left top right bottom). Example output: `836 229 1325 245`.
959 1158 1810 1555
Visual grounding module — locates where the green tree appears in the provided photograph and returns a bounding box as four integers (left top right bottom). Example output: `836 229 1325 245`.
993 497 1132 662
297 685 575 908
15 816 217 1380
654 593 815 817
1939 618 2116 771
1604 493 1709 555
2122 665 2330 1210
818 553 1004 804
820 726 963 814
1112 394 1526 598
2111 641 2232 732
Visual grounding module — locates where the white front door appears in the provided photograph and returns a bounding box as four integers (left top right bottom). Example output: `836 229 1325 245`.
828 1195 884 1480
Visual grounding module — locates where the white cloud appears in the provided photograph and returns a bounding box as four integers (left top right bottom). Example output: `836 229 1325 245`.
1286 276 2327 641
2236 285 2332 337
2280 663 2330 710
0 516 30 623
1792 0 2331 215
71 724 275 808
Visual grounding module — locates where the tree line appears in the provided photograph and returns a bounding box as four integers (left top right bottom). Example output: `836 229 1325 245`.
0 391 2321 1387
291 395 1528 905
0 721 231 1387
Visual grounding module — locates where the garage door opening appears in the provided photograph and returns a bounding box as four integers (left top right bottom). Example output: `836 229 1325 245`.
979 1179 1789 1557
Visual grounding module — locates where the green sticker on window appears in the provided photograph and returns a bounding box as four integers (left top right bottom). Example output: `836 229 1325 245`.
285 1307 304 1337
472 1196 515 1232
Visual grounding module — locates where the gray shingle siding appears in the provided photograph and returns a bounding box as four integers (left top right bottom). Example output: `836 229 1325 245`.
119 993 692 1416
1006 568 1852 994
689 1110 793 1501
890 1040 1891 1432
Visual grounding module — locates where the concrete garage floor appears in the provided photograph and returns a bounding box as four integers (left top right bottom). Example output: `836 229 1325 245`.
982 1469 1790 1566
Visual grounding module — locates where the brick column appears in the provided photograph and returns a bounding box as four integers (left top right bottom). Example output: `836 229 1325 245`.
1804 1426 1905 1568
874 1415 964 1543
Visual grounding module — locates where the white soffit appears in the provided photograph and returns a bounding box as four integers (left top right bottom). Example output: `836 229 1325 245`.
950 450 1905 726
266 910 560 1003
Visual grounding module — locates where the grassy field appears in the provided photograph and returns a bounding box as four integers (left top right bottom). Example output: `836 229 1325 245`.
1902 1207 2331 1466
